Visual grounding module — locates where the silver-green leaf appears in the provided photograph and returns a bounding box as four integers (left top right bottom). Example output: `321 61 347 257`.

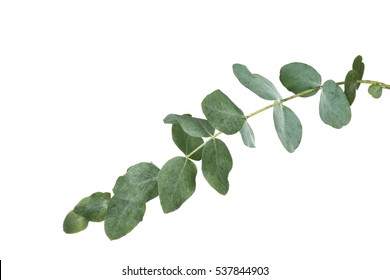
273 104 302 153
280 62 321 97
74 192 111 222
163 114 214 137
368 84 382 99
239 121 256 148
158 157 197 213
104 196 146 240
172 123 204 160
113 162 160 203
63 211 89 234
202 139 233 195
344 70 359 105
201 89 245 135
319 80 352 129
233 63 282 100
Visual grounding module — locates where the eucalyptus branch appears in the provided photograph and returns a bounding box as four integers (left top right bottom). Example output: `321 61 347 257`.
63 55 389 240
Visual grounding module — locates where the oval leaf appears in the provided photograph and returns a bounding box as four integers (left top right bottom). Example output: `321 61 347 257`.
239 121 256 148
273 104 302 153
344 70 359 105
104 196 146 240
158 157 197 213
280 62 322 97
163 114 214 137
233 64 282 100
319 80 352 129
74 192 111 222
202 139 233 195
172 123 204 160
201 89 245 135
63 211 89 234
353 55 365 90
113 162 160 203
368 84 382 99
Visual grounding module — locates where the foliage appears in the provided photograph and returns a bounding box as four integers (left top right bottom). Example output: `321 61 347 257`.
63 56 389 240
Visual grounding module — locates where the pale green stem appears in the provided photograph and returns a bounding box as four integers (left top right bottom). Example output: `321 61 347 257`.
185 79 389 158
186 131 222 159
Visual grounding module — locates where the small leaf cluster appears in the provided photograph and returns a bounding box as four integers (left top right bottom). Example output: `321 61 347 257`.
64 56 388 240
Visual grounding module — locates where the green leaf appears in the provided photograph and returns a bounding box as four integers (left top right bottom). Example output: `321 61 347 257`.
352 55 365 89
63 211 89 234
319 80 352 129
172 123 204 160
368 84 382 99
202 139 233 195
279 62 322 97
104 196 146 240
239 121 256 148
201 89 245 135
163 114 214 137
344 70 359 105
158 157 197 213
233 63 282 100
74 192 111 222
113 162 159 203
273 104 302 153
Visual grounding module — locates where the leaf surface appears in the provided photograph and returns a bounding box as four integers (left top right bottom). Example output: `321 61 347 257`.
202 89 245 135
74 192 111 222
344 70 359 105
104 196 146 240
368 84 382 99
113 162 160 203
158 157 197 213
319 80 352 128
171 123 204 160
202 139 233 195
63 211 89 234
273 104 302 153
163 114 214 137
280 62 321 97
233 63 281 100
239 121 256 148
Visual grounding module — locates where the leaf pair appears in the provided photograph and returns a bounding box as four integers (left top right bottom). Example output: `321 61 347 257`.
158 140 232 213
233 62 307 152
160 91 241 213
63 192 111 234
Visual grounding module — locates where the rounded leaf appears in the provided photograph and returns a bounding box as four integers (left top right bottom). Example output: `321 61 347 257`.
158 157 197 213
368 84 382 99
233 64 282 100
113 162 160 203
202 139 233 195
74 192 111 222
104 196 146 240
239 121 256 148
201 89 245 135
319 80 352 129
63 211 89 234
273 104 302 153
280 62 322 97
163 114 214 137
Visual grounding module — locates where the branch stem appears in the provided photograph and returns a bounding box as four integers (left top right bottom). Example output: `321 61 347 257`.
186 79 388 158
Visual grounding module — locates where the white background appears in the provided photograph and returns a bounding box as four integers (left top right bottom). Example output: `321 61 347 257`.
1 1 389 279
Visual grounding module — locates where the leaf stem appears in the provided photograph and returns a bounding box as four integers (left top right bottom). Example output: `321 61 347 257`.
358 80 390 89
186 131 222 159
186 79 389 158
